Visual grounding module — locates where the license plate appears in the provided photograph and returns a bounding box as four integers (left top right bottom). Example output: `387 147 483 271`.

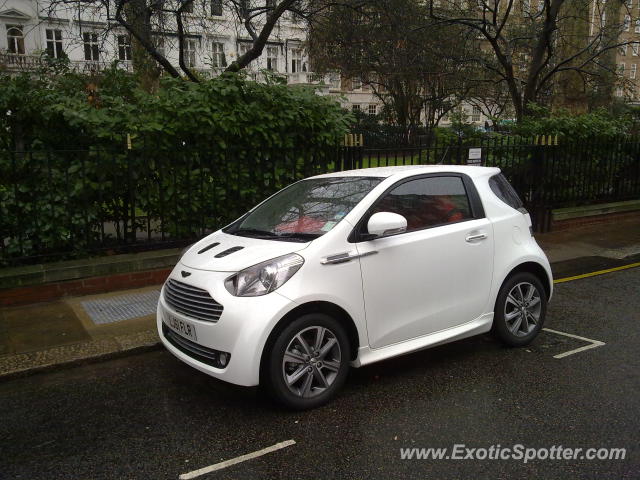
165 314 198 342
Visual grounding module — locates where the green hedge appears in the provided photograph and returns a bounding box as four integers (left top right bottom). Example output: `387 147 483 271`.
0 67 352 151
0 68 353 264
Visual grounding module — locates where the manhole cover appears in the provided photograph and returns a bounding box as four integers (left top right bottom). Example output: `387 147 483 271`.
81 289 161 325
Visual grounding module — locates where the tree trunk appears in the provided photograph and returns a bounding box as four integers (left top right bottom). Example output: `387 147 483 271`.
123 0 160 92
591 0 624 109
549 0 588 112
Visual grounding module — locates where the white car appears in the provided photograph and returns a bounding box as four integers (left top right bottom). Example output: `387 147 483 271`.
157 165 552 409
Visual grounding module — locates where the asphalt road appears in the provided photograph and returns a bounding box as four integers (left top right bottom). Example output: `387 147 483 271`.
1 267 639 480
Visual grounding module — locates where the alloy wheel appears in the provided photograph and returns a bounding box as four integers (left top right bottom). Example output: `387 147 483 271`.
282 326 342 398
504 282 542 337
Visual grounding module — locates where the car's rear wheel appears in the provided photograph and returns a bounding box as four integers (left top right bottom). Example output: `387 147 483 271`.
265 313 350 409
493 272 547 347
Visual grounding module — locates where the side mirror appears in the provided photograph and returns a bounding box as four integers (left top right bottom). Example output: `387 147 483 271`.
367 212 407 238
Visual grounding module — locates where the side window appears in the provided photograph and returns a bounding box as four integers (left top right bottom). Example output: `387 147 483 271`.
489 174 524 210
371 176 472 233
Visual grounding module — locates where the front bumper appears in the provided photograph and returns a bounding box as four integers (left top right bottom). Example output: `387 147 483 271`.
157 265 295 386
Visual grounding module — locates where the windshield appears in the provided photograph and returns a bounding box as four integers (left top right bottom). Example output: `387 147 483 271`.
224 176 383 241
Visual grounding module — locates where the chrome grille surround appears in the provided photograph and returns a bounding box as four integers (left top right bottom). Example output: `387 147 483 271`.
163 278 224 322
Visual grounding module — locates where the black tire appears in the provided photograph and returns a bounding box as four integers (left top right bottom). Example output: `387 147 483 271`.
264 313 351 410
493 272 547 347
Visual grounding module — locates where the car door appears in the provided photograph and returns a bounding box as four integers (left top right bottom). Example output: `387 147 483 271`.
354 174 494 349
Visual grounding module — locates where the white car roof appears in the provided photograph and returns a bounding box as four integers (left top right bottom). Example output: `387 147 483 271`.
311 165 500 181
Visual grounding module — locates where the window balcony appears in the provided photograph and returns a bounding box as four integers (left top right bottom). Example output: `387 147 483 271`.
286 72 341 90
0 53 41 71
0 53 134 73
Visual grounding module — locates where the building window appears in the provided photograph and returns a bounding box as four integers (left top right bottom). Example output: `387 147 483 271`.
368 104 377 115
183 0 194 13
6 25 25 55
601 12 606 27
627 0 633 6
632 64 637 79
46 29 63 58
352 104 361 112
618 62 625 75
616 86 623 97
635 19 640 33
117 34 132 61
83 32 100 61
291 48 302 73
212 41 226 67
471 106 481 122
155 36 165 57
266 45 278 71
352 77 362 90
621 44 628 56
624 15 631 31
211 0 223 16
185 39 197 67
238 42 251 60
633 43 639 56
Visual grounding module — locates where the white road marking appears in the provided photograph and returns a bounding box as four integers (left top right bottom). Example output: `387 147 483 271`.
543 328 606 359
179 440 296 480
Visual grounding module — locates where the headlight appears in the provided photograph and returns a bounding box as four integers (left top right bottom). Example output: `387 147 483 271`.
224 253 304 297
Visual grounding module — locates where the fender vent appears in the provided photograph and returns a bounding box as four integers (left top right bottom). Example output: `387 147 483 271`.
197 242 220 254
214 246 244 258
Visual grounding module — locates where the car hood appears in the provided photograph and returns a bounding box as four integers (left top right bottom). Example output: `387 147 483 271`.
179 231 311 272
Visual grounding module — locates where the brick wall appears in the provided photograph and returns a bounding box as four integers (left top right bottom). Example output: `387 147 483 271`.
0 268 171 307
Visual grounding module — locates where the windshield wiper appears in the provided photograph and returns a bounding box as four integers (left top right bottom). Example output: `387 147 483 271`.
229 228 321 242
229 228 277 238
275 232 322 241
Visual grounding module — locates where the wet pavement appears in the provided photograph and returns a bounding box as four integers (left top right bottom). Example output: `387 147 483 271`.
1 267 639 479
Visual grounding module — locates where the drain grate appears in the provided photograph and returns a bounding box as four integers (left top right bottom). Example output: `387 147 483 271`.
81 289 161 325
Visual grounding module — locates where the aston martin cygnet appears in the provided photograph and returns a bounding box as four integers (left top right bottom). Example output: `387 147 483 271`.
157 166 552 409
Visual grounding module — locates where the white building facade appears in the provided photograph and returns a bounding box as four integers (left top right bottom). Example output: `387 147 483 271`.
0 0 333 83
0 1 491 130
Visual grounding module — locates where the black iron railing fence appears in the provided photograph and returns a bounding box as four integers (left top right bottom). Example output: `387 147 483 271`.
343 136 640 231
2 136 639 265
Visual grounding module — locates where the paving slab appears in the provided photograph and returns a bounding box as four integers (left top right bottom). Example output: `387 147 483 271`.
536 215 640 263
0 302 90 355
0 286 161 379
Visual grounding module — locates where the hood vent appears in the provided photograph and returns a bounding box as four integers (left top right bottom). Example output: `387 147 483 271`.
197 242 220 254
214 246 244 258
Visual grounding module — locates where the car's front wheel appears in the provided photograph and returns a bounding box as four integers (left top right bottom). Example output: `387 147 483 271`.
265 313 350 409
493 272 547 347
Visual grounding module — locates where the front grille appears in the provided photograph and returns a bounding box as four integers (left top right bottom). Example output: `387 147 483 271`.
162 324 230 368
163 279 223 322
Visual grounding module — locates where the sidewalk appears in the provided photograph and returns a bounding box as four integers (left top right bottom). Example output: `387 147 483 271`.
1 216 639 380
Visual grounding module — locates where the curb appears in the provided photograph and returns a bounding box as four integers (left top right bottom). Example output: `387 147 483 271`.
0 329 162 382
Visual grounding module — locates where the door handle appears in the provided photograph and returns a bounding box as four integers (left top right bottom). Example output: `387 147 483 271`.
465 233 487 242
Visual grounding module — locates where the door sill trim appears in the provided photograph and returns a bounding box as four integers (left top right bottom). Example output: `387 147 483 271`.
351 313 494 368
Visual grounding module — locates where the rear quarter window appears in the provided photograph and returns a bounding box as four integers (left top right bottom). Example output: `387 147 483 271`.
489 174 524 211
